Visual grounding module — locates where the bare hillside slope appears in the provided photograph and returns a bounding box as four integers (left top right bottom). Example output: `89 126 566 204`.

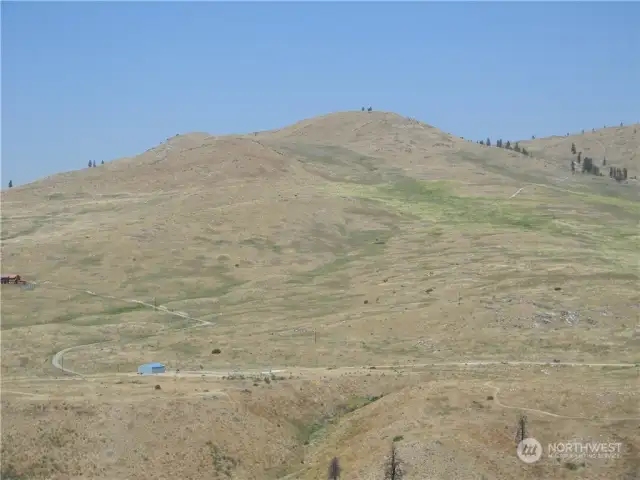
2 111 639 480
520 124 639 170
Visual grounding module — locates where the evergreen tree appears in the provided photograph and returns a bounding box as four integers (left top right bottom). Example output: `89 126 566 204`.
614 168 623 181
8 180 13 188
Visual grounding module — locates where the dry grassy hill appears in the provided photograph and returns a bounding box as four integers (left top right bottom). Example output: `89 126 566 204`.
2 111 639 480
521 124 640 171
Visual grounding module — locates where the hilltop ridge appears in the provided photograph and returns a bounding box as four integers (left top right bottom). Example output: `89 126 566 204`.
521 123 639 171
4 112 638 196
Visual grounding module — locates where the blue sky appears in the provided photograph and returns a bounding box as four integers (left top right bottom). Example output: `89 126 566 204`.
2 1 639 186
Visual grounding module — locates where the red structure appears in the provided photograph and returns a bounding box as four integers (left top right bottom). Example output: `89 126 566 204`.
1 274 25 285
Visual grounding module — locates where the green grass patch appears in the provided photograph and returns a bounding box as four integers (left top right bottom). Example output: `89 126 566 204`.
77 254 104 266
269 290 358 318
373 178 554 231
286 227 393 287
0 215 49 241
332 178 639 260
104 303 147 315
240 236 282 253
277 143 405 185
296 394 383 446
294 257 352 279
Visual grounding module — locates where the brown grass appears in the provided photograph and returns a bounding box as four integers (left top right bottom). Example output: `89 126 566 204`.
2 111 639 479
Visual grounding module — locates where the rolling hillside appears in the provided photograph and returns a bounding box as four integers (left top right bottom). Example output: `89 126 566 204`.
2 111 639 480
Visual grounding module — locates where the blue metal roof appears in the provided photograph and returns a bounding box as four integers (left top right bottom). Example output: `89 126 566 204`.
140 362 165 368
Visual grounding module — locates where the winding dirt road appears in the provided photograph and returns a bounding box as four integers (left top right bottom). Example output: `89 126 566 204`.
484 381 640 422
33 280 214 376
13 279 637 424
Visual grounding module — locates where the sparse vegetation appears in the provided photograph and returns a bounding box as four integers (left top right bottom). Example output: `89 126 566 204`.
1 463 25 480
383 443 405 480
2 112 638 480
205 441 238 479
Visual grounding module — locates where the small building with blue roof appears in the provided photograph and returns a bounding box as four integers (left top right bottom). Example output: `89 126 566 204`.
137 362 166 375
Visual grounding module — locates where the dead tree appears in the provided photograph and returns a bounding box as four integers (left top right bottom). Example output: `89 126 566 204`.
515 414 528 445
384 443 404 480
328 457 341 480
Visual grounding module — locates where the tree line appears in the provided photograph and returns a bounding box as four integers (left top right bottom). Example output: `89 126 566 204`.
570 142 628 181
476 138 531 157
6 160 106 189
